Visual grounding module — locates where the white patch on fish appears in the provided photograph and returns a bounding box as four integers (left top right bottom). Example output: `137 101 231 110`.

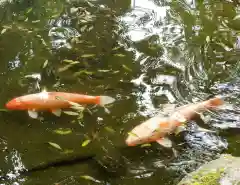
38 91 49 100
147 117 162 130
171 112 187 122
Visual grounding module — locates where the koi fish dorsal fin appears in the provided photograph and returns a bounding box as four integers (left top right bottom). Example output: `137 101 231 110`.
156 137 172 148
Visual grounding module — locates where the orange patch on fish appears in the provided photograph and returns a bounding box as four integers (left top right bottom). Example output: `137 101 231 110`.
159 121 169 128
208 97 224 107
173 120 182 127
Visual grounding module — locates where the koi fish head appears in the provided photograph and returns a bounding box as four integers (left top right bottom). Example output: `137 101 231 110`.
125 130 159 146
125 117 168 146
5 98 26 110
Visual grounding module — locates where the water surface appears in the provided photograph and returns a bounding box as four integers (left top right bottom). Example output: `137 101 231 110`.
0 0 240 184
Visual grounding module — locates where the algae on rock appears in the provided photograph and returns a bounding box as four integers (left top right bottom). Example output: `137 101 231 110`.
178 154 240 185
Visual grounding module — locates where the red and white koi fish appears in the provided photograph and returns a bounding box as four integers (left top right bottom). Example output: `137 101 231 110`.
125 96 224 148
5 91 115 119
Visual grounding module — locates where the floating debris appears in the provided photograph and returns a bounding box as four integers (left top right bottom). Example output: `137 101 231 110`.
53 128 72 135
48 142 62 150
81 139 91 147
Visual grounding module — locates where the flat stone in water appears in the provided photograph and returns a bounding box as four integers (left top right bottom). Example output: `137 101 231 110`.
178 154 240 185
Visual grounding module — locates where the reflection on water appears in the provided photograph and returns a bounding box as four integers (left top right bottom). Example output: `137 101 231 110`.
8 55 21 71
131 73 178 116
1 149 26 184
122 0 170 42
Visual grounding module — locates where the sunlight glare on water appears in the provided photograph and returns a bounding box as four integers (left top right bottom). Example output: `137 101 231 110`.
121 0 169 42
120 0 186 116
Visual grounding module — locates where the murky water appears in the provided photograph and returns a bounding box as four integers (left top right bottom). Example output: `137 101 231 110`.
0 0 240 184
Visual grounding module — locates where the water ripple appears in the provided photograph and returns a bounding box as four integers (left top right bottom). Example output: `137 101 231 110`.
48 26 80 49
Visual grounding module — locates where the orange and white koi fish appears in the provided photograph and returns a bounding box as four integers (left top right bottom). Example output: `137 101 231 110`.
5 91 115 119
125 96 224 148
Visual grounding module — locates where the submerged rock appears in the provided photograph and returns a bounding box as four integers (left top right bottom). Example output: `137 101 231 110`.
178 154 240 185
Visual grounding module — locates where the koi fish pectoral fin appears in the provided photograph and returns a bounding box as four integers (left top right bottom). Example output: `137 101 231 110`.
156 137 172 148
174 125 186 135
28 110 38 119
51 109 62 117
27 109 61 118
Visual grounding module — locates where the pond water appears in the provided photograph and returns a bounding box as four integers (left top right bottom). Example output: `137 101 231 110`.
0 0 240 184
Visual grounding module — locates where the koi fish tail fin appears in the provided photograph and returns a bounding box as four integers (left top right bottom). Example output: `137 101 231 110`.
207 96 225 108
99 96 115 106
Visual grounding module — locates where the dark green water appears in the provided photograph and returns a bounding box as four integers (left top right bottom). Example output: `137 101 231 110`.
0 0 240 184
